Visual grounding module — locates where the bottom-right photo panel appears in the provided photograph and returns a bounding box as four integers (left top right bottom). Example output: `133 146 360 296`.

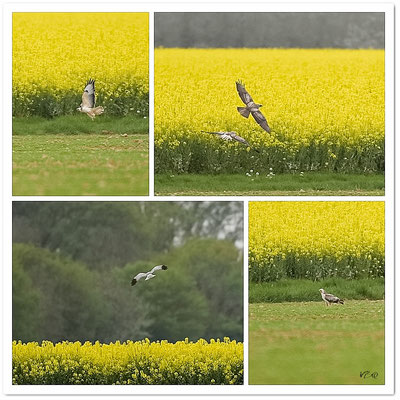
248 201 384 385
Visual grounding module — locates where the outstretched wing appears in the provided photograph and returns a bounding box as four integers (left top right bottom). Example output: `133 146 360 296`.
202 131 224 136
131 272 147 286
149 264 168 274
236 80 254 105
82 79 96 108
230 133 250 147
251 110 271 133
202 131 232 141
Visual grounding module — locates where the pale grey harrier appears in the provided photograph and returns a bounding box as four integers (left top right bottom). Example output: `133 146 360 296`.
131 265 168 286
202 131 259 152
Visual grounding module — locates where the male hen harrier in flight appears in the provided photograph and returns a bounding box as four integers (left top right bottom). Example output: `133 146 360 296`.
131 265 168 286
319 288 344 306
202 131 259 152
236 80 270 133
77 79 104 120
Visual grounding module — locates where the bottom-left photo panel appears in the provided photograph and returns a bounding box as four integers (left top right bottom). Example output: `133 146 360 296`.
11 201 244 385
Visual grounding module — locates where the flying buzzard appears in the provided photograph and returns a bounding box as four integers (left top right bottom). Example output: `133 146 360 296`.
77 79 104 120
319 288 344 306
202 131 259 152
131 265 168 286
236 80 270 133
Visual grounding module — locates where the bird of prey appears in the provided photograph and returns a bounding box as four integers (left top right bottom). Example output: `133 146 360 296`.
131 265 168 286
236 80 271 133
77 79 104 120
319 288 344 306
202 131 259 152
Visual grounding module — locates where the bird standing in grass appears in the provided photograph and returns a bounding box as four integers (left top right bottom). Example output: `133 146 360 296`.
319 288 344 306
131 265 168 286
236 80 271 133
77 79 104 120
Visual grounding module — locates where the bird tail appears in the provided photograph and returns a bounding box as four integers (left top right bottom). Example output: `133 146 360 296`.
93 106 104 116
339 299 344 304
237 107 250 118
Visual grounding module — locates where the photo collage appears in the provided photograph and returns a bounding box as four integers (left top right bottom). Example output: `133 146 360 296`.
3 2 394 398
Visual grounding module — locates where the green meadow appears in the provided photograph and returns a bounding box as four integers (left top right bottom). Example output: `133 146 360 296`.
249 300 384 385
12 116 148 196
155 173 384 196
249 278 385 303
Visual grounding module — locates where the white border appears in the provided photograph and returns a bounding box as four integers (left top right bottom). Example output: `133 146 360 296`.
243 199 249 387
2 1 395 397
149 11 155 197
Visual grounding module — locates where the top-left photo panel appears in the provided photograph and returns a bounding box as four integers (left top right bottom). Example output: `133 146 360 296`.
12 12 149 196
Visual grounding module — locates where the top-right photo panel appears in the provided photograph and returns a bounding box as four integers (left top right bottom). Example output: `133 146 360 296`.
154 12 384 196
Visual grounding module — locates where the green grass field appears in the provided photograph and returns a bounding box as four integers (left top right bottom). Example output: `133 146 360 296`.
249 278 384 303
13 115 148 136
249 301 384 385
155 173 384 196
13 134 148 196
12 116 148 196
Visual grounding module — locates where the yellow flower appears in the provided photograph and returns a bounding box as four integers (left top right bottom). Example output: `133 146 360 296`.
12 338 243 385
249 202 384 281
154 48 384 173
13 13 149 116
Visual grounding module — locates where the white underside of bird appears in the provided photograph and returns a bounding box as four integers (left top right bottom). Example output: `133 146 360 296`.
80 105 94 113
220 134 233 141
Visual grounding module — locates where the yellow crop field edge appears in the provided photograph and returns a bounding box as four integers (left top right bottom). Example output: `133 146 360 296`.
155 48 384 174
12 338 244 385
248 202 384 282
13 13 149 117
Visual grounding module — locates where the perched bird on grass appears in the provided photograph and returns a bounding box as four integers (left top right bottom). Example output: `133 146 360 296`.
202 131 259 152
319 288 344 306
77 79 104 120
131 265 168 286
236 80 270 133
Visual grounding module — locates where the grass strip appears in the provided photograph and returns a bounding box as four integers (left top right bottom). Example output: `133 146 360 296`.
249 278 384 303
155 172 384 196
13 115 148 135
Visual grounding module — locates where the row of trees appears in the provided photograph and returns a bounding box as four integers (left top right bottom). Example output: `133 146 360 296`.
12 202 243 343
12 202 243 270
155 12 384 48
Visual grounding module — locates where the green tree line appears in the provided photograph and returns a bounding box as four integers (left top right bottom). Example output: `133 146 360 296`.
12 202 243 343
155 12 384 48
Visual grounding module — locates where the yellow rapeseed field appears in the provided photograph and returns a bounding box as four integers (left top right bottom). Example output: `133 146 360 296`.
249 202 384 281
155 48 384 173
13 338 243 385
13 13 149 116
